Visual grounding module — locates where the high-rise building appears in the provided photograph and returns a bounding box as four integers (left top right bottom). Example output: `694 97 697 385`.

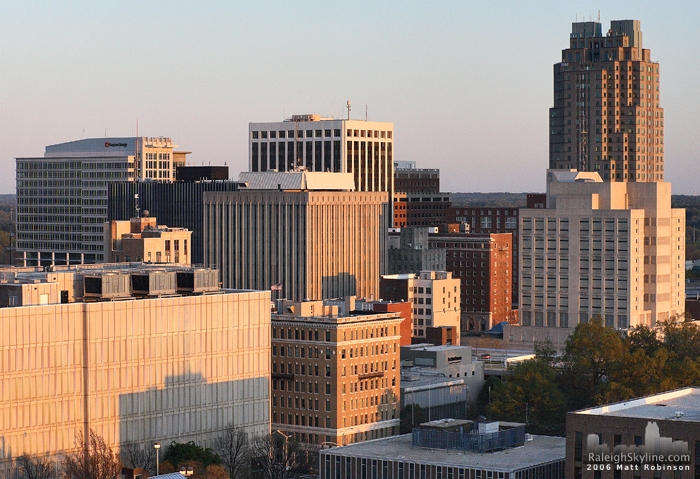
380 271 461 339
271 299 402 445
513 170 684 348
549 19 664 182
248 114 394 194
203 171 389 301
0 264 270 477
16 137 186 266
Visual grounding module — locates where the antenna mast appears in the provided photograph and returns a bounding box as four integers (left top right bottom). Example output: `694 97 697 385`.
346 101 352 120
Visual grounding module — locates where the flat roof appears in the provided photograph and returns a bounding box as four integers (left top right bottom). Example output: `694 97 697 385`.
575 387 700 421
321 434 565 472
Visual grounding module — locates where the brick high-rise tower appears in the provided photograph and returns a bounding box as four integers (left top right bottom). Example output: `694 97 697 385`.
549 19 664 182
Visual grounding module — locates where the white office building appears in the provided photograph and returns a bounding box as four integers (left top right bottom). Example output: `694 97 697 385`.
248 114 394 202
513 170 684 347
16 137 186 266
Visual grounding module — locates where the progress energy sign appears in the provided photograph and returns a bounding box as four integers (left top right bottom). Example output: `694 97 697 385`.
585 421 691 474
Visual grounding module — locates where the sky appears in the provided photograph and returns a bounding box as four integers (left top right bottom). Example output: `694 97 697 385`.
1 1 699 195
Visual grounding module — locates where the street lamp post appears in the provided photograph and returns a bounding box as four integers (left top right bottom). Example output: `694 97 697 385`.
154 442 161 476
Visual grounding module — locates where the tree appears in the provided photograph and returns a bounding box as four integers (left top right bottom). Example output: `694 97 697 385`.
15 455 56 479
214 424 250 479
250 433 319 479
533 337 558 367
488 359 566 435
561 316 627 408
162 441 222 471
120 442 156 475
63 429 122 479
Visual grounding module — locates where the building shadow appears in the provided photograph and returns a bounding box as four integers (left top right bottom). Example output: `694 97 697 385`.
322 273 357 300
118 371 269 451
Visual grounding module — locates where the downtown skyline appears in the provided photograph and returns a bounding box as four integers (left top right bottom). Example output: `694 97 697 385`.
2 1 699 195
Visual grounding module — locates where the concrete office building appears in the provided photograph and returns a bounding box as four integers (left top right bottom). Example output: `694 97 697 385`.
0 265 270 477
105 216 192 264
108 177 239 266
386 227 446 275
394 161 440 194
319 427 565 479
271 299 402 446
249 114 393 194
16 137 186 266
514 170 684 348
550 19 664 182
203 171 389 301
380 271 460 339
567 388 700 479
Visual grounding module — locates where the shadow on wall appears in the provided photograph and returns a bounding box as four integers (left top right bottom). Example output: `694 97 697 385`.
322 273 357 301
118 371 270 451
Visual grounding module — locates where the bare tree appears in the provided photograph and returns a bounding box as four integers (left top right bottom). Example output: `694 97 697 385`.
120 442 156 475
250 434 318 479
63 429 122 479
15 455 56 479
214 424 250 479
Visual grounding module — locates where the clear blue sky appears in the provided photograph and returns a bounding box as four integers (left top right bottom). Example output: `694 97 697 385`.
2 1 699 194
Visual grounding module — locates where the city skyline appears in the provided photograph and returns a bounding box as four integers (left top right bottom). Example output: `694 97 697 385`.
2 2 699 195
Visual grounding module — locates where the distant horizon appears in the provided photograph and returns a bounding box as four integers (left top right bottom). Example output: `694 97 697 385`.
2 2 699 195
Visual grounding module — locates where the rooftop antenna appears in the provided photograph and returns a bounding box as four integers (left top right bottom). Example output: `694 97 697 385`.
597 10 600 22
365 104 368 121
346 101 352 120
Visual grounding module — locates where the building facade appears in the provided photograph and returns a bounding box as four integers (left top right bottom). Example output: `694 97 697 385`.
16 137 186 266
203 172 389 301
447 208 520 306
393 192 451 229
515 170 684 347
549 19 664 182
428 232 514 331
105 216 192 264
0 266 270 478
248 115 394 200
271 300 402 446
380 271 460 339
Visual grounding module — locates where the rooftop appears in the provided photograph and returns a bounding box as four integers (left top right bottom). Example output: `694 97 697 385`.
321 433 565 472
575 387 700 421
238 171 355 191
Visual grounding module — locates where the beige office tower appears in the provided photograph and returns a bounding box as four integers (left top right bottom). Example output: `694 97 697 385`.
0 267 270 477
271 299 402 446
203 171 389 301
549 19 664 182
514 171 684 348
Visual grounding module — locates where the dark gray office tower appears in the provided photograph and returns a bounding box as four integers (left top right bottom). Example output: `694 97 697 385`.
108 180 239 265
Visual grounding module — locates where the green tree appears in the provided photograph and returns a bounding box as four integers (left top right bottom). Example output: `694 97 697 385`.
488 360 565 435
162 441 222 471
561 316 627 408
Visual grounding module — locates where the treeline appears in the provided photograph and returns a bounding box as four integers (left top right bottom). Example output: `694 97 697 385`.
12 424 318 479
482 316 700 436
